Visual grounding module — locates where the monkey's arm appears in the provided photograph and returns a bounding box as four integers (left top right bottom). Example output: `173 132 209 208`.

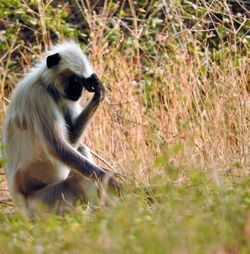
69 75 105 144
42 120 108 181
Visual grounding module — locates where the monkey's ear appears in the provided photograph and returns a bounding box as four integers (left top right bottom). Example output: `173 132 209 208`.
46 53 61 68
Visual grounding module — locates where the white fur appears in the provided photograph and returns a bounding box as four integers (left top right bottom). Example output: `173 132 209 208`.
2 41 95 201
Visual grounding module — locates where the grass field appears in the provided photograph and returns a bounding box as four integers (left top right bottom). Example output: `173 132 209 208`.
0 0 249 253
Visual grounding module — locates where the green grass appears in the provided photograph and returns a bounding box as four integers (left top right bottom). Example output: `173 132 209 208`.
1 173 250 254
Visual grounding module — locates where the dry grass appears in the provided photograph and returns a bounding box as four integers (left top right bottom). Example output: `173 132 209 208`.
75 0 249 182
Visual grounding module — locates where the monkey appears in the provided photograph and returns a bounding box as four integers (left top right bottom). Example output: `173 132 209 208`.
2 41 119 215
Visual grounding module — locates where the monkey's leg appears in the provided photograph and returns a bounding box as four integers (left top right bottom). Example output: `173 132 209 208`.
26 176 88 215
73 145 99 208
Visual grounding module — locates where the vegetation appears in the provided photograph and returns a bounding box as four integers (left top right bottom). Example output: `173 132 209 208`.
0 0 249 253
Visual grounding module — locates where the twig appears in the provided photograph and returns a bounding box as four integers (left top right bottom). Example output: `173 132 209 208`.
61 193 78 212
0 199 13 207
90 149 117 173
3 97 10 103
89 149 130 181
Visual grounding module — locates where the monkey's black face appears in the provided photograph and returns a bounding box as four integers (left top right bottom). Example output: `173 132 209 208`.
64 74 102 101
64 75 84 101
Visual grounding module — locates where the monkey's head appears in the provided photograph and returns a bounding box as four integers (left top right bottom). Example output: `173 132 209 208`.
44 41 102 101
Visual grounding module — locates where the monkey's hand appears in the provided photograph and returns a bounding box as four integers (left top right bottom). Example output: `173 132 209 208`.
83 74 105 95
101 170 122 196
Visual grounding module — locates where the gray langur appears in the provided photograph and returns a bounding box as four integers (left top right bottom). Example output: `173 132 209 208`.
2 41 119 215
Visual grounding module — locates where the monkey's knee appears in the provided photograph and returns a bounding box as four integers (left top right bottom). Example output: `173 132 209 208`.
26 177 91 215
